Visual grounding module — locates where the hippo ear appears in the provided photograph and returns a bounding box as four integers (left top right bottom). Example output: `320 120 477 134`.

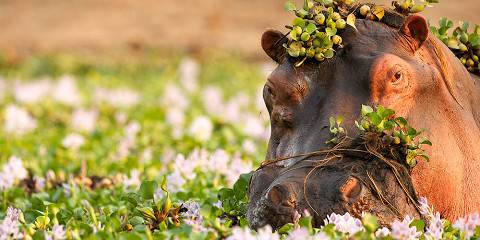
262 29 287 63
400 14 429 52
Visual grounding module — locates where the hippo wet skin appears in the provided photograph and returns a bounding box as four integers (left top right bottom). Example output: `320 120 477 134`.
248 10 480 228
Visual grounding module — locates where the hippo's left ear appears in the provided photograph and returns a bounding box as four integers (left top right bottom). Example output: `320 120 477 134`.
400 14 429 52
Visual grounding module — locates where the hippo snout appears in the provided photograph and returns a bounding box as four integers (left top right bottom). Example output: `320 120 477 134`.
247 182 302 229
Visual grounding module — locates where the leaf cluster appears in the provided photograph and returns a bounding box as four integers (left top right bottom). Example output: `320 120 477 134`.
355 105 431 168
430 18 480 74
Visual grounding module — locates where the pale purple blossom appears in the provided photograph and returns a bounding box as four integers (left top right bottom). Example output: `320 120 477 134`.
0 156 28 191
62 133 85 150
140 147 153 164
242 139 257 155
256 225 280 240
116 122 141 160
375 227 391 238
181 200 205 232
202 86 224 116
227 227 256 240
425 212 443 240
172 153 197 180
13 79 51 104
115 112 128 125
45 224 67 240
241 115 269 140
418 196 437 221
161 84 189 111
166 107 185 139
166 171 186 193
178 57 199 93
94 87 139 108
391 216 421 240
188 116 213 142
53 75 81 106
213 200 223 210
0 207 23 239
123 170 141 189
225 154 252 185
71 109 98 132
4 104 37 135
286 228 329 240
34 176 46 192
324 212 364 235
453 212 480 239
207 149 230 174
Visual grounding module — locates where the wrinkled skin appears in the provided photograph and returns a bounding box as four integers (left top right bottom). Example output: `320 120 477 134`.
248 11 480 229
248 146 421 229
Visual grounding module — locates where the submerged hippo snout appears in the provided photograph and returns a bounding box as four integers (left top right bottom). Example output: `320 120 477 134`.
248 181 303 229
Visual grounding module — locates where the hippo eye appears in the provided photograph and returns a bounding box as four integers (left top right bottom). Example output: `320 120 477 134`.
393 71 403 83
265 85 275 98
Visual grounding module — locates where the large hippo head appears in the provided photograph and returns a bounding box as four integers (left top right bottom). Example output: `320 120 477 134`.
249 5 480 228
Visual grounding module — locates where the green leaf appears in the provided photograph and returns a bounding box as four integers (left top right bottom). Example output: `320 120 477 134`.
361 105 374 117
362 213 379 233
277 223 294 234
407 126 417 136
419 138 432 146
292 18 306 28
137 207 156 221
139 180 158 200
367 112 382 126
325 27 337 37
410 219 426 232
460 21 470 32
306 23 317 34
284 1 297 11
299 216 313 233
395 117 408 127
324 48 334 58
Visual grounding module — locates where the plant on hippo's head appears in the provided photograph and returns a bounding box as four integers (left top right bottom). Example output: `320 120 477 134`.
283 0 439 67
430 18 480 74
328 105 431 168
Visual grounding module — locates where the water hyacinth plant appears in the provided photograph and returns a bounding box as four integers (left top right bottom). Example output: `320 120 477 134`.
283 0 439 67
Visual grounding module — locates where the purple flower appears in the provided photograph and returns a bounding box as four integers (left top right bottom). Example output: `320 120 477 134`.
391 216 421 240
0 207 24 239
324 212 364 235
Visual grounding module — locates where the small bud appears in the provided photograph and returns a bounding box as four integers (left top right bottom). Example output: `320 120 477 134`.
467 59 475 67
336 19 347 29
360 5 370 16
315 14 326 25
332 35 343 45
331 12 341 21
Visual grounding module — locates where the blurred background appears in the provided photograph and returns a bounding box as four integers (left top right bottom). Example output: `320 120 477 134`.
0 0 479 60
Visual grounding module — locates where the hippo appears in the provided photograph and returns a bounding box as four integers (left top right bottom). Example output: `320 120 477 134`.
248 7 480 229
248 133 421 229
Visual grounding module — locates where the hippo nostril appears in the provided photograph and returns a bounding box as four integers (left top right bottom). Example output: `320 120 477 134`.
267 184 297 208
